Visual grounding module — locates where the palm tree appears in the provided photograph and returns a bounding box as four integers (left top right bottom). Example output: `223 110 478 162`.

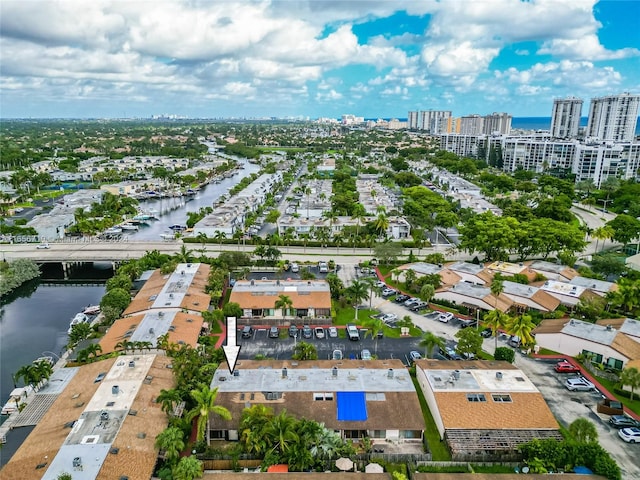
305 186 312 218
157 388 182 416
213 230 226 248
484 309 510 351
374 212 389 238
619 366 640 401
592 225 614 253
351 204 367 239
568 418 598 444
507 314 536 348
155 426 186 464
85 343 103 360
240 404 273 455
263 410 299 454
186 384 231 443
196 232 208 250
292 341 318 360
347 280 369 320
419 331 446 358
490 279 504 310
172 455 203 480
364 317 384 354
275 294 293 318
175 245 194 263
15 363 37 389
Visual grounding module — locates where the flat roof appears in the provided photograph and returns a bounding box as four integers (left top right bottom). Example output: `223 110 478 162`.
447 261 485 275
151 262 201 309
231 279 330 294
540 280 586 297
407 262 443 275
569 276 615 293
501 280 539 299
422 368 538 393
447 282 490 299
486 261 526 275
212 359 414 393
561 319 617 346
528 260 570 274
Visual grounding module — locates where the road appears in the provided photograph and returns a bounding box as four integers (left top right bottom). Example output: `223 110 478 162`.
571 203 619 255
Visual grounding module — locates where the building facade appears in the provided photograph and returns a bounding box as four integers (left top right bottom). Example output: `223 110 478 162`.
586 93 640 142
550 97 583 139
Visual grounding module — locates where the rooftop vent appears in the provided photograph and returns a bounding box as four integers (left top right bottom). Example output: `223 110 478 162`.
496 372 503 380
112 385 120 395
250 279 255 286
453 370 461 380
332 366 338 377
387 368 394 379
129 360 135 368
233 370 240 377
282 367 288 378
606 325 613 331
72 457 82 468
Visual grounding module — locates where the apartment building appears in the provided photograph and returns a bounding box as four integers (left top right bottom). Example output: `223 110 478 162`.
586 93 640 142
550 97 583 139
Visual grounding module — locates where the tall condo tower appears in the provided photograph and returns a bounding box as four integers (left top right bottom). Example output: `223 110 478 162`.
586 93 640 142
550 97 583 139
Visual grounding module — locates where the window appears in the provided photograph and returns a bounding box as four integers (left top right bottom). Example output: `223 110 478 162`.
466 394 486 402
492 394 512 403
314 392 334 401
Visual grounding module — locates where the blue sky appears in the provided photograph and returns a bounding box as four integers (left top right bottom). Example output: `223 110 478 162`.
1 0 638 119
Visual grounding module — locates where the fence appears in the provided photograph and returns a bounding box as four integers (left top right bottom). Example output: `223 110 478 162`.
582 360 620 383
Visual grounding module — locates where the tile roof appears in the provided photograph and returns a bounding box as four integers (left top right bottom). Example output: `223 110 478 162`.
610 333 640 361
229 280 331 310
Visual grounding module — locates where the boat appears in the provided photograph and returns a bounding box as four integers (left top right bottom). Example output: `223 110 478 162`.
104 227 123 235
68 312 89 334
120 223 139 231
2 386 34 415
82 305 101 316
168 224 187 231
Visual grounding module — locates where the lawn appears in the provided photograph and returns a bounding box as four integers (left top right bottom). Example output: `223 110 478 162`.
333 306 379 326
410 373 451 461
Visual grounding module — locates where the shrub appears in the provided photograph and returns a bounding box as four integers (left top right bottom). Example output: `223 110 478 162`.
494 347 515 363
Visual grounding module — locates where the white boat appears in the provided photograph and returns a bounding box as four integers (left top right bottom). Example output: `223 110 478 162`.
120 223 139 231
104 227 123 235
160 232 176 240
82 305 101 316
1 386 34 415
68 312 89 334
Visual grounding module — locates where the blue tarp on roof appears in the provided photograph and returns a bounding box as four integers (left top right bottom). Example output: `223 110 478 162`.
573 466 594 474
336 391 367 421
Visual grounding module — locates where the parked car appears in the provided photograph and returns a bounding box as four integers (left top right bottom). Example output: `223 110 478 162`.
360 349 372 360
269 326 280 338
318 261 329 273
288 325 299 337
459 319 478 329
438 312 454 323
381 313 397 323
314 327 325 339
290 263 300 273
508 335 522 348
409 351 422 362
394 294 410 303
381 288 396 297
328 326 338 338
346 324 360 341
36 243 50 249
609 415 640 429
332 349 343 360
241 325 253 338
443 347 462 360
302 325 313 339
565 377 596 392
554 361 580 373
375 281 386 288
618 427 640 443
480 328 493 338
403 297 420 308
409 301 428 311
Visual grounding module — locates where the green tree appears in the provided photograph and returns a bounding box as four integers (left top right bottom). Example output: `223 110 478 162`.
569 418 598 444
484 309 510 351
459 212 519 261
346 280 369 320
157 388 182 416
100 287 131 314
275 294 293 317
155 426 186 465
263 410 299 455
494 346 515 363
172 455 203 480
222 302 243 319
186 385 231 443
56 474 73 480
68 322 92 346
507 314 536 348
619 366 640 401
419 331 446 359
364 317 384 354
373 241 403 265
606 214 640 246
455 328 483 359
292 341 318 360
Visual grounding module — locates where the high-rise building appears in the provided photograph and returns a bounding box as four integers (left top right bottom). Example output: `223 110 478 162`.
483 112 512 135
586 93 640 142
550 97 583 139
459 115 484 135
408 111 419 130
407 110 452 132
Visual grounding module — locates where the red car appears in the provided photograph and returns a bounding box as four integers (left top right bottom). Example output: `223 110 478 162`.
554 361 580 373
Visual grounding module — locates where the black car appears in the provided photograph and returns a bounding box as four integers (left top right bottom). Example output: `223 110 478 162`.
302 325 313 339
609 415 640 429
459 319 478 329
241 325 253 338
269 326 280 338
480 327 493 338
394 294 409 303
288 325 299 337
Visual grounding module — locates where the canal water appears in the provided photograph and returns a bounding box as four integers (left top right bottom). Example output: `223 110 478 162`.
0 278 106 413
127 157 260 240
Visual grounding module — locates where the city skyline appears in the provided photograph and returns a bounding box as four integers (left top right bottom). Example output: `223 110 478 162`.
1 0 639 119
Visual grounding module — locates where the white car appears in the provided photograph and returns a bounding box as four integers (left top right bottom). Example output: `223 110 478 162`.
438 312 454 323
314 327 325 339
360 349 372 360
36 243 50 249
328 327 338 338
381 313 397 323
618 427 640 443
565 377 596 392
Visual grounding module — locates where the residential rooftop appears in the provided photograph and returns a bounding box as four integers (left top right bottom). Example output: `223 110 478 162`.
447 261 486 275
569 276 616 294
540 280 586 297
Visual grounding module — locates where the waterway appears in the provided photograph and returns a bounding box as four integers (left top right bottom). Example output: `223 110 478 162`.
127 156 260 240
0 279 106 413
